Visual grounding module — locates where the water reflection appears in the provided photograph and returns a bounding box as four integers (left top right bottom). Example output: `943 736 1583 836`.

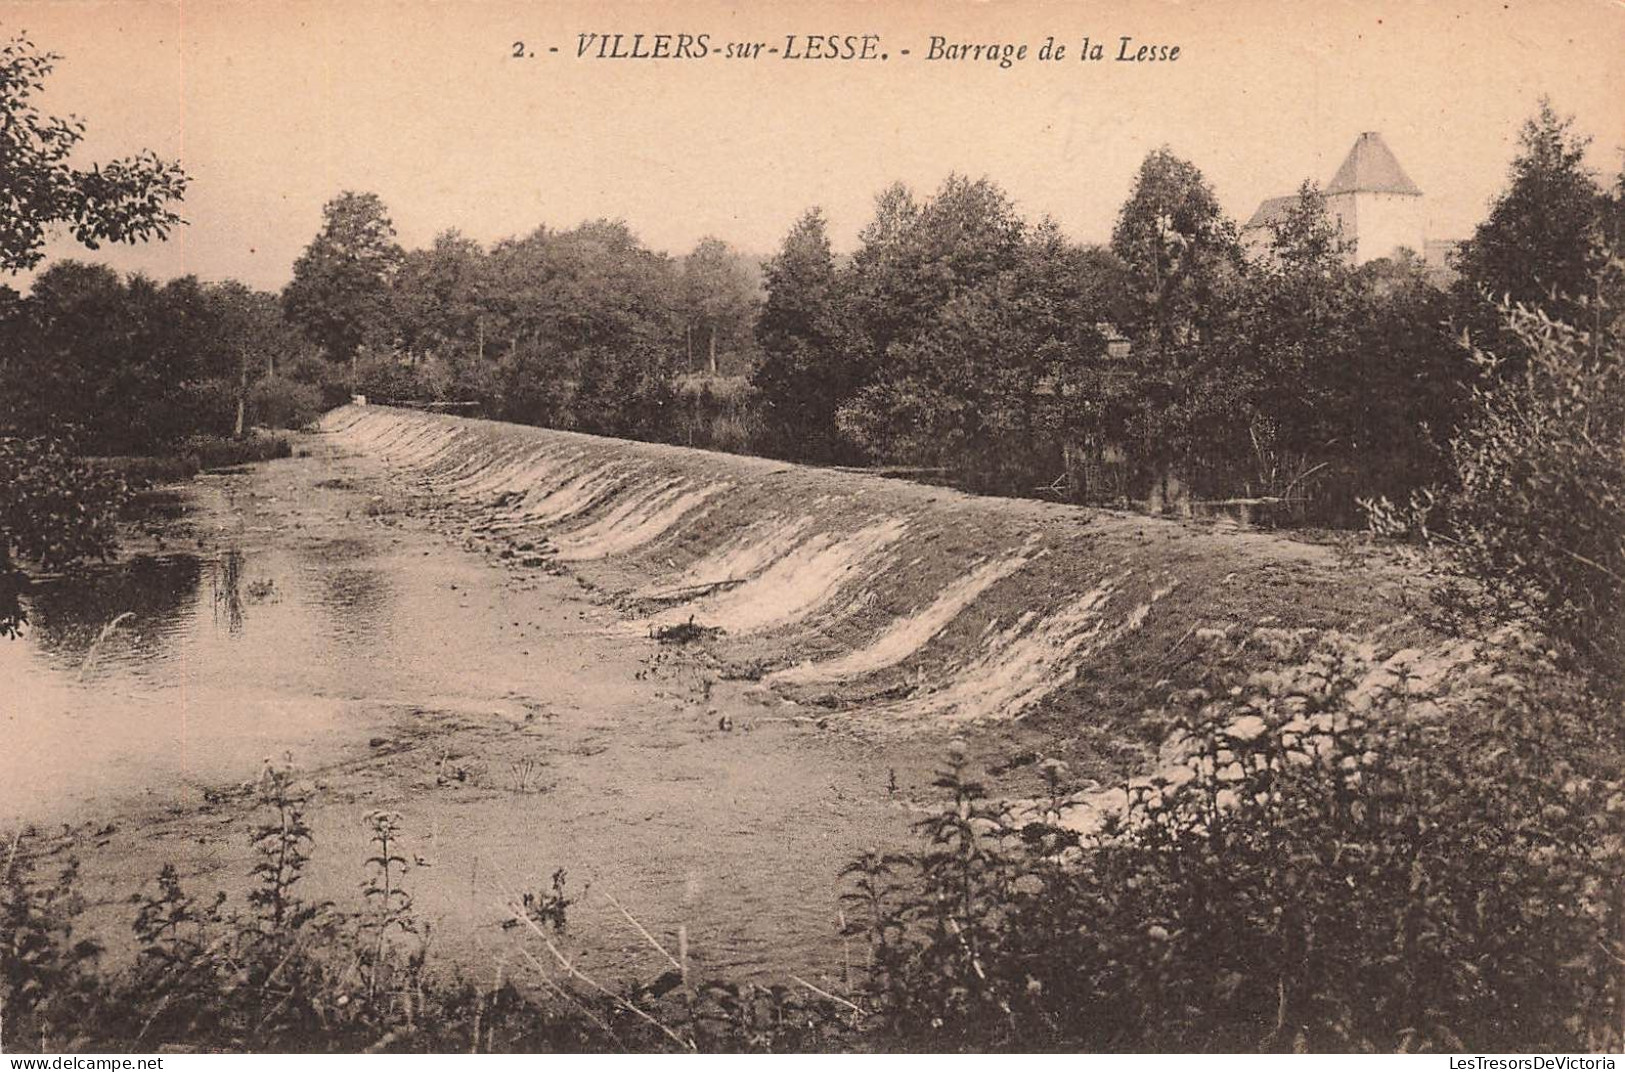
212 550 246 634
21 537 402 680
23 554 202 669
0 467 495 825
3 515 408 823
280 531 397 645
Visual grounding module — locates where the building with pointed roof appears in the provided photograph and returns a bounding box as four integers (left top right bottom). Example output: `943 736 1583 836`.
1244 132 1446 268
1325 131 1423 198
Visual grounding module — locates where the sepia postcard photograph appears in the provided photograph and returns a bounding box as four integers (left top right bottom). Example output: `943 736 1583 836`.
1 0 1623 1058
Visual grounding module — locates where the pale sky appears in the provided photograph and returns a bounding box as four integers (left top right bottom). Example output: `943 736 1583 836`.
5 0 1623 292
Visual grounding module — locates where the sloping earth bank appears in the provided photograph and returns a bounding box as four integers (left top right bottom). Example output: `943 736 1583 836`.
329 405 1433 771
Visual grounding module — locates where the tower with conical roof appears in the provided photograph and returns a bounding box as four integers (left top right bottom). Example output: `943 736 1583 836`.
1322 132 1425 265
1242 131 1431 266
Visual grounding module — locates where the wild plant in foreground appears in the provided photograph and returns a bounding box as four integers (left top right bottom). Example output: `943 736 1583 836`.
520 867 575 934
247 760 318 935
0 836 99 1050
358 810 423 1004
1364 282 1625 701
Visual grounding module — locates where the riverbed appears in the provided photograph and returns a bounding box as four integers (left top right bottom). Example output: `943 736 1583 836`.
2 434 927 986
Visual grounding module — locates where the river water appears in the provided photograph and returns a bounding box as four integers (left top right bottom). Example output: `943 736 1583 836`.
1 443 917 984
1 472 498 825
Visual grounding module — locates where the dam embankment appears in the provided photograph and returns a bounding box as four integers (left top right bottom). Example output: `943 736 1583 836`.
323 404 1426 742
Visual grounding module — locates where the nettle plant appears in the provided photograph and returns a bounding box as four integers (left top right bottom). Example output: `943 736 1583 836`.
247 762 321 936
358 809 426 1002
847 628 1625 1052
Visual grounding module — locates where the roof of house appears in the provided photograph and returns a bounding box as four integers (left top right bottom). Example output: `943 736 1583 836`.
1243 194 1299 231
1325 132 1422 197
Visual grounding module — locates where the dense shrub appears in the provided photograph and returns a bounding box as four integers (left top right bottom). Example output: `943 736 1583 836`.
248 376 326 430
354 350 432 405
181 434 293 470
667 376 762 453
847 629 1624 1052
142 380 241 443
90 438 290 488
1368 259 1625 697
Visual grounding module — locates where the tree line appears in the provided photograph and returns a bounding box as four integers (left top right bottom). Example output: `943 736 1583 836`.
0 211 765 457
278 103 1610 509
23 97 1622 522
3 20 1620 518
